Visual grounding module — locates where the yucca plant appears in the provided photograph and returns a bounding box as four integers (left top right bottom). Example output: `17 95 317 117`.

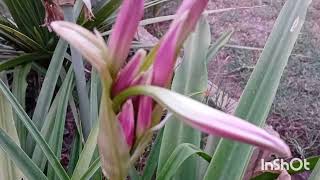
0 0 318 180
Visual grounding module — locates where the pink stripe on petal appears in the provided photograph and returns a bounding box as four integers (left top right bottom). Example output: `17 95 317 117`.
175 0 208 44
112 49 146 96
136 70 153 137
108 0 144 73
137 86 291 157
151 20 183 87
118 99 135 148
165 90 291 157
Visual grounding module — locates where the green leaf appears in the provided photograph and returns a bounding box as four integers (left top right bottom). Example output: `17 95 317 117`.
203 0 312 179
309 160 320 180
206 30 233 62
68 131 82 175
80 158 101 180
47 67 74 179
12 64 31 151
31 89 60 171
0 53 49 72
0 129 47 180
0 79 70 180
83 0 121 29
0 23 45 51
142 129 163 180
0 74 23 179
89 68 102 179
64 5 92 140
29 39 68 144
158 16 210 180
71 120 99 180
157 143 211 180
3 0 51 47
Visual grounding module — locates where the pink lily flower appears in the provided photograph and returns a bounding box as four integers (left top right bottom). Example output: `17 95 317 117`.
152 0 208 87
51 0 291 177
107 0 144 75
117 99 135 148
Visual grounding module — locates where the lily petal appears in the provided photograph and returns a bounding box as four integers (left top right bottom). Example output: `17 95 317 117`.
112 49 146 96
151 0 208 87
136 70 153 137
151 18 183 87
51 21 107 72
118 99 135 148
175 0 208 44
113 86 292 157
108 0 144 74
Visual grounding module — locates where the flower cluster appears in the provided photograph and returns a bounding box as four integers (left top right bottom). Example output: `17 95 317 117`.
51 0 291 178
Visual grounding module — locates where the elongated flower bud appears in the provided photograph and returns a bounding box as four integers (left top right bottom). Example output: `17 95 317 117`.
108 0 144 75
152 0 208 87
112 49 146 96
118 99 135 148
51 21 108 72
136 70 153 137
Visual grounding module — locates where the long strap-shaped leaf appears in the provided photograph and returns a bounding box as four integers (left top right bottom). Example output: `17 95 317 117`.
47 67 74 179
204 0 312 179
0 53 49 73
0 74 23 179
71 120 99 180
0 23 45 52
11 64 31 152
64 5 92 140
308 157 320 180
0 79 70 180
30 39 68 132
157 16 210 180
0 129 47 180
157 143 211 180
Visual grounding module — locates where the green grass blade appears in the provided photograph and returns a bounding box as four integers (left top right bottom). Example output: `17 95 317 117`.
12 64 31 151
203 0 312 179
0 74 23 179
158 16 210 180
0 79 70 180
0 129 47 180
157 143 211 180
